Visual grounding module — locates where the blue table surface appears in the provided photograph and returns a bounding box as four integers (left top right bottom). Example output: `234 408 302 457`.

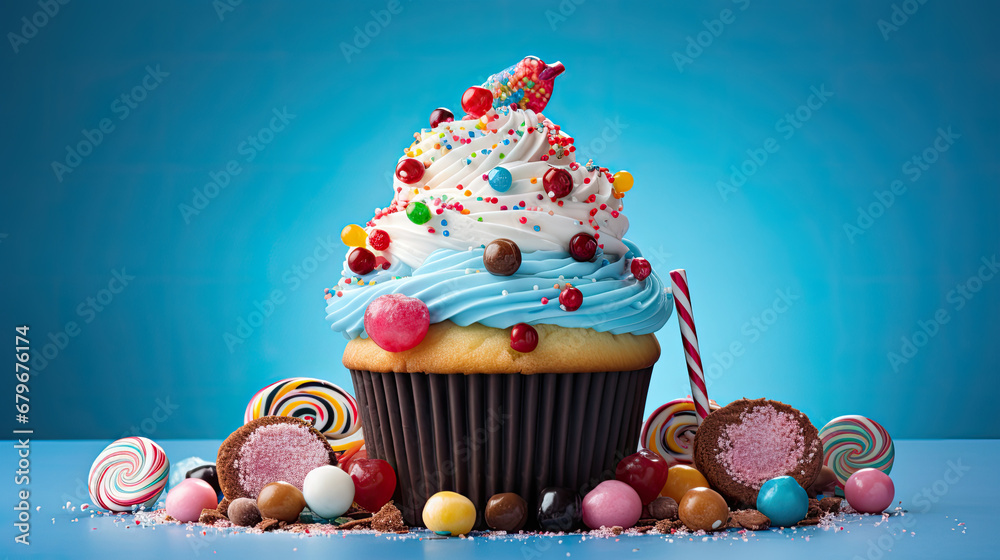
1 439 995 559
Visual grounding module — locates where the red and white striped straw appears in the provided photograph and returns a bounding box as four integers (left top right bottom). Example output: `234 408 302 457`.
669 269 710 424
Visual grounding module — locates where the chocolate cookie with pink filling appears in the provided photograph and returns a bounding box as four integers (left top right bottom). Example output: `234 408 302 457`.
217 416 337 501
693 398 822 506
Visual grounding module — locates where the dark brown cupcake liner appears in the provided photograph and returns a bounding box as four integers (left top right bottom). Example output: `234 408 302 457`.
350 368 653 528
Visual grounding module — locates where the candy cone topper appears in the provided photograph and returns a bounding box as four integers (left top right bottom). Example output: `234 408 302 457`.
482 56 565 113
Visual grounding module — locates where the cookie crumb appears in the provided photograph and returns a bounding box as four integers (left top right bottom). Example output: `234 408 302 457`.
370 502 406 533
199 508 227 525
730 509 771 531
807 498 821 518
818 497 842 513
256 518 280 532
654 519 684 533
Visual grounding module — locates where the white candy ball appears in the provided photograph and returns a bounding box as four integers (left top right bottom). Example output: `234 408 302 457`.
302 465 355 519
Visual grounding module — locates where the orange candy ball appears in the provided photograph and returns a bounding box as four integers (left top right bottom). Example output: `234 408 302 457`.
678 487 729 532
660 465 710 503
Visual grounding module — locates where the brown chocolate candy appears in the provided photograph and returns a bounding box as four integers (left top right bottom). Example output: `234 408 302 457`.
485 492 528 532
484 239 521 276
227 497 262 527
807 466 839 498
648 496 678 520
257 482 305 523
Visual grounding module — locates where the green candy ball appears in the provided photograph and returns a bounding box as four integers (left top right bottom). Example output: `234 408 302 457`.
406 201 431 225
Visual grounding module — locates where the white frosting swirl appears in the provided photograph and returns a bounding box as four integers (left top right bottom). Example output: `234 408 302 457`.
369 106 629 269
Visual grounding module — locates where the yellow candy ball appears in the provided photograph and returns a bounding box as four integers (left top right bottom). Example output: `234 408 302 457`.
661 465 710 503
422 491 476 536
613 171 634 193
340 224 368 248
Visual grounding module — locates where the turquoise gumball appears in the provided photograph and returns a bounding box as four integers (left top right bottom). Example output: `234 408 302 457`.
488 166 513 192
756 476 809 527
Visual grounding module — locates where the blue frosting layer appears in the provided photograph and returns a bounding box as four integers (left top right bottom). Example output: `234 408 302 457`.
325 241 673 339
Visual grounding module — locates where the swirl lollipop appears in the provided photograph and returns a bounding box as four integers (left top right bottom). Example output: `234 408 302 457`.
641 398 721 466
88 436 169 512
244 377 361 440
819 415 895 494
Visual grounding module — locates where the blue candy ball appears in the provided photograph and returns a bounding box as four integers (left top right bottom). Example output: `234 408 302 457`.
756 476 809 527
488 166 513 192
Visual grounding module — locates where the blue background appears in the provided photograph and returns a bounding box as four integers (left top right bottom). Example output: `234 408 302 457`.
2 0 998 440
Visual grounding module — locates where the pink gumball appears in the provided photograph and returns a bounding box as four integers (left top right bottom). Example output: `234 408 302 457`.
844 468 895 514
363 294 430 352
582 480 642 530
165 478 218 522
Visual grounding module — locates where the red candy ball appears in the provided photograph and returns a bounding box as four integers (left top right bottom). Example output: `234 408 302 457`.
363 293 430 352
348 247 376 275
340 447 368 473
349 459 397 513
559 286 583 311
631 257 651 281
368 229 390 251
615 449 670 504
543 167 573 199
569 233 598 262
461 86 493 118
510 323 539 353
395 158 425 184
429 107 454 129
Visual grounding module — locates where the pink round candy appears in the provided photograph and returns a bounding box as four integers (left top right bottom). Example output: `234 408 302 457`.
844 468 895 514
582 480 642 530
165 478 218 522
363 293 430 352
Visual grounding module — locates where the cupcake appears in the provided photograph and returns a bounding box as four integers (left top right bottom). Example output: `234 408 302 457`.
324 57 673 525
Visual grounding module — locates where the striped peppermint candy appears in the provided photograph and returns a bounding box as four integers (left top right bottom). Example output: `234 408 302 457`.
669 269 710 424
88 436 169 512
819 415 895 493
